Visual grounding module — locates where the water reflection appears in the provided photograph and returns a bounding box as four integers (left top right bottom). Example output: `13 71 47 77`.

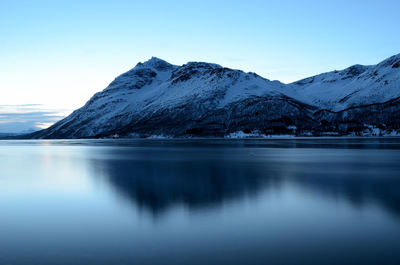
1 139 400 265
88 141 400 218
293 166 400 217
90 148 282 214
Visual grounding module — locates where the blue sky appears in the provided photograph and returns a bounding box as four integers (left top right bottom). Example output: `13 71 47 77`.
0 0 399 132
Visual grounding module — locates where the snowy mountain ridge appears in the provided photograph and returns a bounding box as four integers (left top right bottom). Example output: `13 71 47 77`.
28 54 400 138
289 54 400 111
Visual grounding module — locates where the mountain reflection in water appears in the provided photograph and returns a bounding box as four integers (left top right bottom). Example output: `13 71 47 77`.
1 139 400 265
88 139 400 217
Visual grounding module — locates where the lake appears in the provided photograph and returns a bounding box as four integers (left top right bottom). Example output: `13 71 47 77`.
1 138 400 265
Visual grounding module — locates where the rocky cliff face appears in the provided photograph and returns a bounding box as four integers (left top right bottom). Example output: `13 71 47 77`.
29 54 400 138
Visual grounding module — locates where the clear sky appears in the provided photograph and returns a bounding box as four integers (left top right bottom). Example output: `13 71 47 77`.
1 0 399 132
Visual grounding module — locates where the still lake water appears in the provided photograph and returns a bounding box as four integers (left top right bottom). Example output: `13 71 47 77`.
1 138 400 265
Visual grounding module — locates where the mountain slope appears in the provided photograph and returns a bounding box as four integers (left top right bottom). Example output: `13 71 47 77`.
289 54 400 111
29 54 400 138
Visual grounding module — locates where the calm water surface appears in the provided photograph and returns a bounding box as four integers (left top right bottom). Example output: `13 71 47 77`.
1 138 400 265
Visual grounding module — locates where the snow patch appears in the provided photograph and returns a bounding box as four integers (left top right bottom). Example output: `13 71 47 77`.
147 134 173 139
225 131 295 139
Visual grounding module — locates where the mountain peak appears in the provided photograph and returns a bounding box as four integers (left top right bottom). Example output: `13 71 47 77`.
136 57 175 71
145 56 168 64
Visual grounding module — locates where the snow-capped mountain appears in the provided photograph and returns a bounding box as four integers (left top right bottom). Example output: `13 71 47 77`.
289 54 400 111
28 54 400 138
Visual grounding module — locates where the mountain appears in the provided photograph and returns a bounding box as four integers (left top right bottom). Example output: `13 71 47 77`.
28 54 400 139
289 54 400 111
0 129 37 139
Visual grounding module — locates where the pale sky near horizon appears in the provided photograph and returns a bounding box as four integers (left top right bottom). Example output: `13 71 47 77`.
1 0 399 132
